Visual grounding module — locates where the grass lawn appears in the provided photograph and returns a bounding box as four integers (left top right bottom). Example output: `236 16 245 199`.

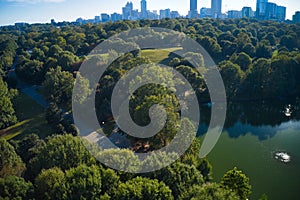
141 47 182 64
0 92 52 141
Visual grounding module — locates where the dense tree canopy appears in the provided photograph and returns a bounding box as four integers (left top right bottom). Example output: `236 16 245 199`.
221 167 252 200
114 177 174 200
1 17 299 200
0 139 25 178
0 78 17 129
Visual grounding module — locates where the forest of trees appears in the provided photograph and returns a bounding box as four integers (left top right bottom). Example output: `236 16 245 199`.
0 17 300 199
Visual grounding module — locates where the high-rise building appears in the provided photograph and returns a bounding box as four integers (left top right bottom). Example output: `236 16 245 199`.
101 13 110 22
160 9 171 19
228 10 242 19
293 11 300 24
94 16 101 23
111 13 122 22
263 3 286 21
171 11 180 19
189 0 198 18
211 0 222 18
242 7 254 18
265 2 277 20
148 10 159 20
141 0 147 19
122 2 133 20
256 0 268 19
276 6 286 21
200 7 212 18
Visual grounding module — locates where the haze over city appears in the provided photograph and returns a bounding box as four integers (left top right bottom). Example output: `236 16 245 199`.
0 0 300 26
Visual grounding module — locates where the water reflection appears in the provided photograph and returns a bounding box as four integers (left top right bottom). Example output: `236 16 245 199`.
198 98 300 140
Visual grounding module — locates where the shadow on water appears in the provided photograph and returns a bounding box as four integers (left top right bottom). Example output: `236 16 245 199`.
198 98 300 140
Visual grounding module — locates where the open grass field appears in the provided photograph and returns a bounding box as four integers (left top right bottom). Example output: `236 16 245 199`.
141 47 182 64
0 92 52 140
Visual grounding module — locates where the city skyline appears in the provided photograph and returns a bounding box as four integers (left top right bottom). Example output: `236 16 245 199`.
0 0 299 26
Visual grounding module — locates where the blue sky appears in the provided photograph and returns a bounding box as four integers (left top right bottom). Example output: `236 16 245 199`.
0 0 299 26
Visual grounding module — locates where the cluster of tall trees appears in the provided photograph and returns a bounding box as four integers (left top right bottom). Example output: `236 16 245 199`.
0 135 252 199
1 17 299 199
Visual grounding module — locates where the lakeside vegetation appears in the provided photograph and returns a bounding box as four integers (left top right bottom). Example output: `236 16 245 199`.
0 18 300 199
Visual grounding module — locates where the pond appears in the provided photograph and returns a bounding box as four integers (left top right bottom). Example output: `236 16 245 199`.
199 98 300 200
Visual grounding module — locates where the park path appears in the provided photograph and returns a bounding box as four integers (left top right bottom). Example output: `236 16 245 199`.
8 56 49 109
8 56 131 148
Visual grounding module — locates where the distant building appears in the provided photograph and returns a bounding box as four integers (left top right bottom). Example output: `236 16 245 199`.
131 9 139 20
228 10 242 19
189 0 199 18
160 9 171 19
15 22 28 27
171 11 180 19
276 6 286 21
256 0 268 20
51 19 56 25
111 13 122 22
148 10 159 20
200 7 212 18
265 2 277 20
101 13 110 22
94 16 101 23
141 0 147 19
76 18 84 24
293 11 300 23
211 0 222 18
219 13 228 19
122 2 133 20
242 7 254 18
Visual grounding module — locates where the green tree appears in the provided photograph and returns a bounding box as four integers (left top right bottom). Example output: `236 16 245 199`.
179 183 239 200
114 177 174 200
221 167 252 200
96 149 141 173
196 36 221 59
0 139 25 178
0 176 34 200
16 59 45 84
0 78 17 129
11 133 44 164
43 66 74 107
243 58 271 99
280 35 296 50
35 167 67 200
155 162 204 197
256 43 272 59
65 164 102 199
100 168 120 196
57 51 78 71
219 61 244 99
27 135 95 179
231 52 252 71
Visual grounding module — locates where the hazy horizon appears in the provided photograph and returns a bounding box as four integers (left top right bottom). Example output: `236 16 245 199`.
0 0 299 26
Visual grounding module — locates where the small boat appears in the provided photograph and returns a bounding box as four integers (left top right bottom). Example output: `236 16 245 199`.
284 104 292 117
274 152 291 163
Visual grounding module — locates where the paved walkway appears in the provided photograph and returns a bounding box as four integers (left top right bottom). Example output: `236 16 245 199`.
8 56 49 109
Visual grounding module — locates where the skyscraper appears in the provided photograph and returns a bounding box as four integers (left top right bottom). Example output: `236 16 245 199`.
265 2 277 20
211 0 222 18
276 6 286 21
256 0 268 19
242 7 254 18
293 11 300 24
122 2 133 20
141 0 147 19
190 0 197 12
189 0 198 18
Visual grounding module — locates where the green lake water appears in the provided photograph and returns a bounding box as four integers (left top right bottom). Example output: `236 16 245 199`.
199 99 300 200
